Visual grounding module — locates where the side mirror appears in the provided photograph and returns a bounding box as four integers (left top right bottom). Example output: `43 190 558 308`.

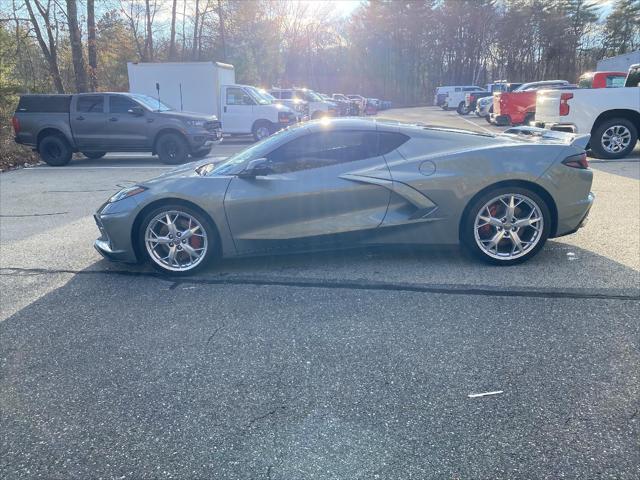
238 158 273 178
128 106 144 116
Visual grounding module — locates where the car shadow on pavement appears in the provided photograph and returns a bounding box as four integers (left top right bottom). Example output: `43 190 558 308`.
1 242 639 479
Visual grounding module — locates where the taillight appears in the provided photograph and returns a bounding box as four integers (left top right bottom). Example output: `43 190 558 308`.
562 152 589 169
11 116 20 135
559 93 573 116
278 111 291 123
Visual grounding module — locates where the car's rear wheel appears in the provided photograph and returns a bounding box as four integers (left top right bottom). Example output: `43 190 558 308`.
456 102 468 115
157 132 189 164
82 151 106 159
590 118 637 159
39 135 72 166
252 121 273 141
462 187 550 265
139 205 216 275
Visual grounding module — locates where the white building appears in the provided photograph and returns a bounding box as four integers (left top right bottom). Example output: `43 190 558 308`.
596 51 640 72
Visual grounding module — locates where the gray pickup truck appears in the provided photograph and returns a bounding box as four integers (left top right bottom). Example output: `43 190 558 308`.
13 92 222 166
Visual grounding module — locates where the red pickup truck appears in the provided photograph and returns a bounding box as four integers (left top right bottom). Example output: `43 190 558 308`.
491 80 570 126
577 71 627 88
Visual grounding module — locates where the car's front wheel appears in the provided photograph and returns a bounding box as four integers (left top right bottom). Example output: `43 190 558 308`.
456 102 468 115
190 146 211 159
462 187 550 265
139 205 216 275
156 132 189 164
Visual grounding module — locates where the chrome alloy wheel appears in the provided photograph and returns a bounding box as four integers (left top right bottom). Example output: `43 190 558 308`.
601 125 632 154
144 210 208 272
473 194 544 260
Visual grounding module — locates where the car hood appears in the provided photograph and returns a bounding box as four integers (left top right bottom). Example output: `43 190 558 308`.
141 158 226 186
154 110 218 122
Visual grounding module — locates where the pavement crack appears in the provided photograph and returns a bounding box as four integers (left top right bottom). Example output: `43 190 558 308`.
245 406 287 429
0 212 68 218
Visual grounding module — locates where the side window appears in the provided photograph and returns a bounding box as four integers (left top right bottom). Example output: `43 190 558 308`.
77 95 104 113
607 76 625 88
455 88 461 92
280 91 292 100
109 96 139 113
226 88 253 105
378 132 410 155
267 131 379 173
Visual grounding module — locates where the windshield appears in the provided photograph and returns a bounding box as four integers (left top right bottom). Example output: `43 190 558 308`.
245 86 271 105
299 90 322 102
258 89 277 102
130 94 173 111
211 126 301 175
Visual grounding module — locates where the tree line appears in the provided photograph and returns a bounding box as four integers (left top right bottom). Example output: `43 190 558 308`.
1 0 639 107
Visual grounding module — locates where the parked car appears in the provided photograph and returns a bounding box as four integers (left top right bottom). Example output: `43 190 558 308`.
270 88 337 119
332 93 360 115
491 80 570 126
365 98 378 115
128 62 295 141
534 64 640 159
474 83 523 121
442 86 485 112
577 71 627 89
320 93 351 116
12 93 222 166
346 94 367 115
258 88 307 121
94 118 593 274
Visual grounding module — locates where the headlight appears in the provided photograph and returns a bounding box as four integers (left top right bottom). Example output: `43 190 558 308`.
108 185 147 203
185 119 206 127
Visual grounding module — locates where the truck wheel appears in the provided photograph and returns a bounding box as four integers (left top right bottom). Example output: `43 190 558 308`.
39 135 72 166
485 106 494 123
442 104 450 111
157 132 189 164
590 118 638 160
252 121 272 142
190 146 211 159
524 113 535 126
82 151 106 159
456 102 468 115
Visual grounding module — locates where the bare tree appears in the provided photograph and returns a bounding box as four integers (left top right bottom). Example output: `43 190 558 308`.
87 0 98 91
24 0 64 93
217 0 226 61
169 0 178 60
144 0 154 61
65 0 88 92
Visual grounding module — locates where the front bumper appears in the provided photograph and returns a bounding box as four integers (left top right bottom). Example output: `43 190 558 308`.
94 211 139 263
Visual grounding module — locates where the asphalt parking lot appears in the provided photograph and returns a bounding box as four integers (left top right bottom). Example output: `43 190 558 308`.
1 107 639 478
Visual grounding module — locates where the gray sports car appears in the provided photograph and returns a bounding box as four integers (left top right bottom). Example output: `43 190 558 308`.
94 118 594 274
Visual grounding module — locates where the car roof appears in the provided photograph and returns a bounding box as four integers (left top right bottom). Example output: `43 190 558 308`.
519 80 568 89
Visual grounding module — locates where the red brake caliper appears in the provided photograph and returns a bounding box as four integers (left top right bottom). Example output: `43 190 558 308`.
479 204 498 236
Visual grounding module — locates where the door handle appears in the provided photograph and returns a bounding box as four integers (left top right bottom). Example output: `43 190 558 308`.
224 106 227 113
76 116 84 120
109 117 118 122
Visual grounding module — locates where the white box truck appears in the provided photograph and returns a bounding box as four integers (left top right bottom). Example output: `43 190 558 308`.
127 62 297 141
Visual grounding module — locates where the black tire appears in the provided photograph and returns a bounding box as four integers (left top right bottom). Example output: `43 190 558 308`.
485 106 494 124
252 121 273 142
190 147 211 159
82 151 106 159
138 204 217 275
456 102 468 115
523 112 535 126
38 135 72 166
461 186 551 266
156 132 189 164
590 117 638 160
442 104 450 111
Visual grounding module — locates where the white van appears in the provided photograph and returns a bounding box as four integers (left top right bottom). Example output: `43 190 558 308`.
443 86 485 112
127 62 296 141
